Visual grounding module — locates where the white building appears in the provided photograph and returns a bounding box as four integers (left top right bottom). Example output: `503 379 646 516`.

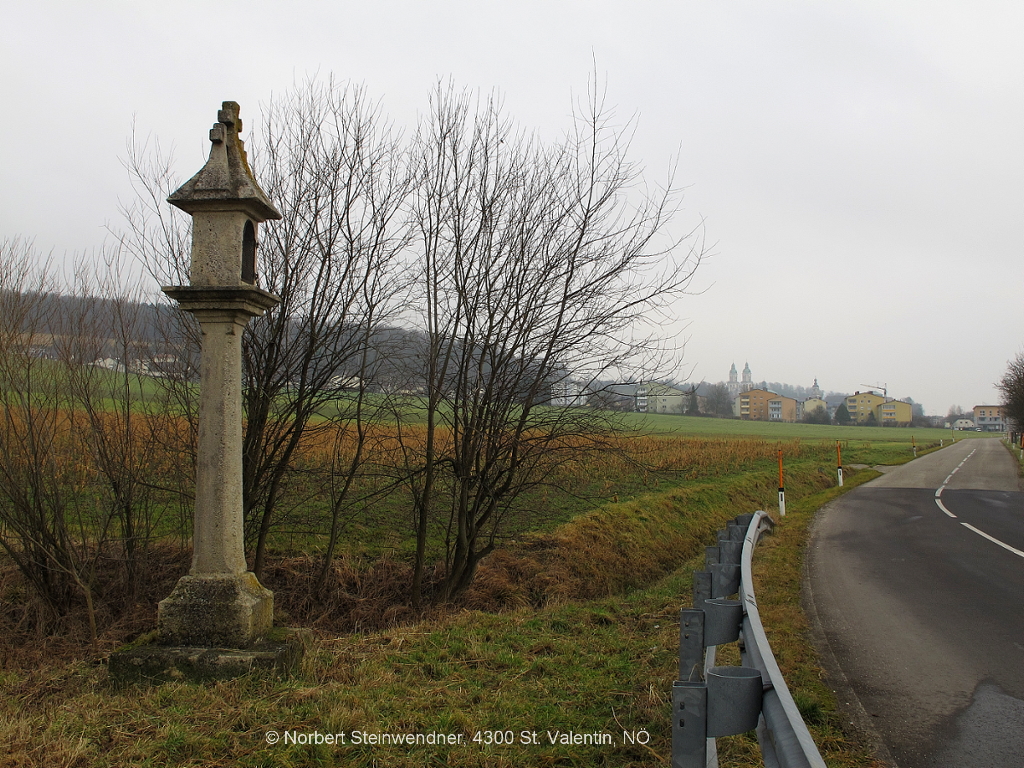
550 380 586 407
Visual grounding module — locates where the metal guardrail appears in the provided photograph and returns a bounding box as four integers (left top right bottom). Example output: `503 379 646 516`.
672 511 827 768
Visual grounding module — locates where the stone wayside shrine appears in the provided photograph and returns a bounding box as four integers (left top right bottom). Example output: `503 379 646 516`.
110 102 307 683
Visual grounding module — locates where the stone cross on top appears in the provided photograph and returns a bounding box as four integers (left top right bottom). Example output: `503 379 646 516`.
158 102 281 649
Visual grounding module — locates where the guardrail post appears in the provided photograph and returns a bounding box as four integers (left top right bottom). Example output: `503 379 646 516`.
711 563 740 597
679 608 705 681
720 523 745 544
705 525 743 598
705 545 721 569
693 570 711 612
719 539 742 565
672 680 707 768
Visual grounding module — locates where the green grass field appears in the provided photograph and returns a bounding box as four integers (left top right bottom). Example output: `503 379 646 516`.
622 411 985 442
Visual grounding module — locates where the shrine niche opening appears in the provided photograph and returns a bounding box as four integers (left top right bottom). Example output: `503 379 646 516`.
241 219 256 284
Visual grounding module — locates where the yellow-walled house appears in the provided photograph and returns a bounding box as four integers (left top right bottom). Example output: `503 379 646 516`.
846 391 886 423
972 405 1006 432
877 399 913 426
802 397 828 420
768 394 799 422
735 389 797 422
736 388 772 420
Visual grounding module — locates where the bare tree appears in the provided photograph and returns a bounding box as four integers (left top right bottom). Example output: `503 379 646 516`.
803 405 830 425
997 353 1024 431
945 404 970 423
60 250 179 595
399 82 705 603
242 79 412 579
0 239 175 646
0 239 81 620
118 79 413 580
116 128 202 550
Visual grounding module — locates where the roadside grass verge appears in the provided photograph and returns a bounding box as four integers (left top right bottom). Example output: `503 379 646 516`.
688 468 890 767
742 470 888 767
1002 436 1024 473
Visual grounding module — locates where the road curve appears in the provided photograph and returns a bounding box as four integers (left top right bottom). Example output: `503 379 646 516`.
805 437 1024 768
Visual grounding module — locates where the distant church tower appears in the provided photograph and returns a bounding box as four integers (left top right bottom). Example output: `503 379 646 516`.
728 363 739 397
810 378 822 400
728 362 754 396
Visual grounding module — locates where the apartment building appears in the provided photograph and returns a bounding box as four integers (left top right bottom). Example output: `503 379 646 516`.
636 381 697 414
768 394 799 422
735 388 797 422
845 391 887 423
973 405 1006 432
878 399 913 426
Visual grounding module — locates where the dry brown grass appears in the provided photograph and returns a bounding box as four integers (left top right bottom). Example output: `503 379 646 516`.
0 545 187 670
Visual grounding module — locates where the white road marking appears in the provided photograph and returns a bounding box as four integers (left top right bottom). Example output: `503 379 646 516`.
933 447 1022 556
961 523 1024 559
935 448 977 499
935 497 957 518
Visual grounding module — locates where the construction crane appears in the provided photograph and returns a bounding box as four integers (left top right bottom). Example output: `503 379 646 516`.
861 383 887 397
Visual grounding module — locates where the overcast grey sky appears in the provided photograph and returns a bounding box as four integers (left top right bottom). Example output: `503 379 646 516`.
2 1 1020 416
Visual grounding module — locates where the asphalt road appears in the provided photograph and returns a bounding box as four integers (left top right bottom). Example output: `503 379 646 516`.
806 437 1024 768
